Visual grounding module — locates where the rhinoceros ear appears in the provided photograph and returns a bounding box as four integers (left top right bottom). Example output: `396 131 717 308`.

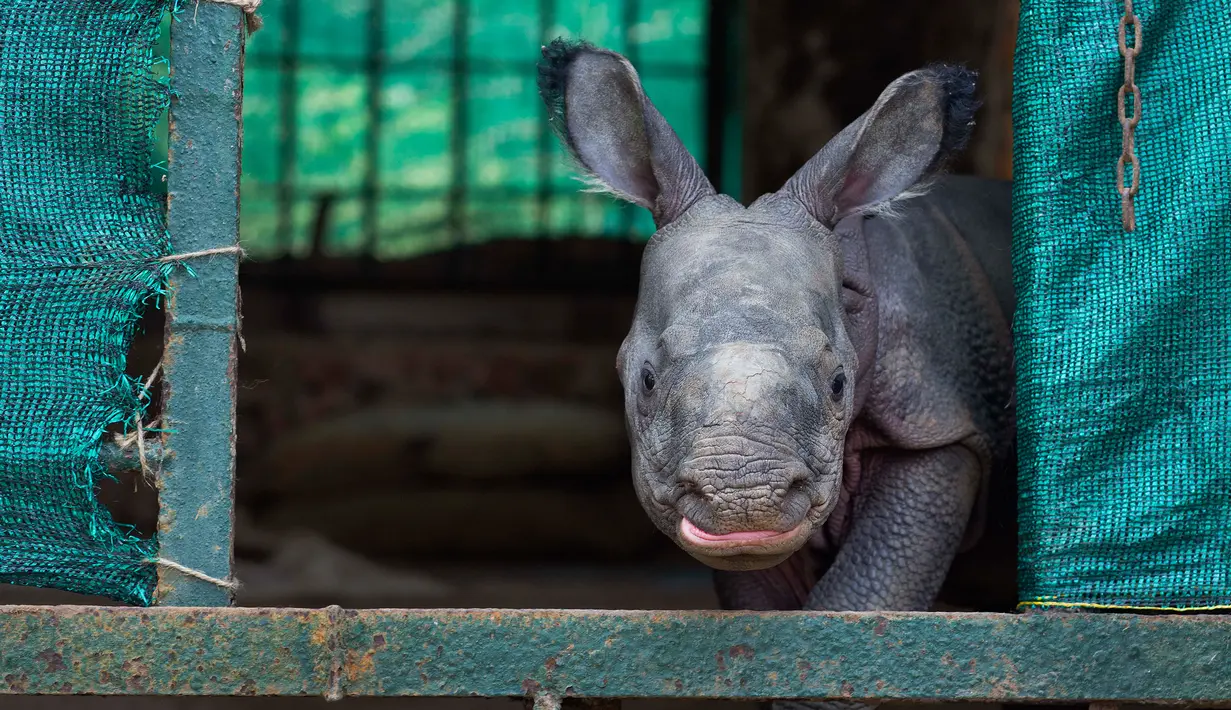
781 64 980 227
537 38 715 227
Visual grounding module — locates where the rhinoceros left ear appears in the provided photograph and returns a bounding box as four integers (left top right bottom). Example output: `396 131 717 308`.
781 65 980 227
537 38 715 227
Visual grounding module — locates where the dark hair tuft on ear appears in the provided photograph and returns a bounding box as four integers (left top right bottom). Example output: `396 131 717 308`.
537 38 595 153
533 36 714 221
926 63 981 169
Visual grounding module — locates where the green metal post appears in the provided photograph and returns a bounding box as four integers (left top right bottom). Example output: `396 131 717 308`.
158 3 247 606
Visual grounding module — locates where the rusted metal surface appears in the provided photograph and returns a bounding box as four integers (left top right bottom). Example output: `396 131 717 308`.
159 3 246 606
0 607 1229 702
0 607 326 695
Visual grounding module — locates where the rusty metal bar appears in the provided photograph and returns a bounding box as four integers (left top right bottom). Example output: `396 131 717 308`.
0 608 1229 702
158 3 246 606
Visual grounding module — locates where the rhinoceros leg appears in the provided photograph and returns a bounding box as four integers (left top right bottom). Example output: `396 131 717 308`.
790 445 980 710
802 445 981 612
717 444 981 710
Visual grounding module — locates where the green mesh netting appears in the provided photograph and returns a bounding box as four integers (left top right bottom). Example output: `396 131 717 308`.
0 0 172 605
1014 0 1231 610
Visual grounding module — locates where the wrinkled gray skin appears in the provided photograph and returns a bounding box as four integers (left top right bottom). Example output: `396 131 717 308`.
538 40 1014 709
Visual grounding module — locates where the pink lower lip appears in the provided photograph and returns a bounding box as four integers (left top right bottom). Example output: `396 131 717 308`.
680 517 800 546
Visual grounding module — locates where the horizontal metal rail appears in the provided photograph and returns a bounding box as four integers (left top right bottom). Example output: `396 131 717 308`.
0 607 1228 703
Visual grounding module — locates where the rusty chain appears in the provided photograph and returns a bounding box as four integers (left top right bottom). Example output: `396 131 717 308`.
1116 0 1142 231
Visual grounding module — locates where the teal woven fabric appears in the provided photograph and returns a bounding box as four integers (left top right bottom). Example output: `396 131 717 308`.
0 0 172 605
1013 0 1231 609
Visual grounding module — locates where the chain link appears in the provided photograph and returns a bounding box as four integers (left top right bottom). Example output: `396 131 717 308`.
1116 0 1142 231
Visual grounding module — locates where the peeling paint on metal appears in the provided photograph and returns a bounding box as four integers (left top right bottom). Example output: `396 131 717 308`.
157 2 246 607
0 608 1229 702
0 607 327 695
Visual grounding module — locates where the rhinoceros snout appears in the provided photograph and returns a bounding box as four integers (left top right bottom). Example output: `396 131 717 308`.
666 445 823 570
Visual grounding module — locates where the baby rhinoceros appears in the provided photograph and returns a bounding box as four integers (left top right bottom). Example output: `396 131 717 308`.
537 39 1014 617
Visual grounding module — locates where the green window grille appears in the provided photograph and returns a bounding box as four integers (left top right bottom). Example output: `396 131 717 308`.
236 0 739 261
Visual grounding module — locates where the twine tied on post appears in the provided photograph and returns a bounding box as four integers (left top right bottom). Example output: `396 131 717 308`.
109 244 247 592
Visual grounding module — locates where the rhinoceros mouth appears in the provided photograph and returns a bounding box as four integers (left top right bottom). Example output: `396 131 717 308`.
676 516 811 570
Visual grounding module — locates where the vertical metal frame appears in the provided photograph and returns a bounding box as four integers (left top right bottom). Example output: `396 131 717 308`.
360 0 386 255
158 3 247 606
276 0 301 254
446 0 471 242
705 0 744 202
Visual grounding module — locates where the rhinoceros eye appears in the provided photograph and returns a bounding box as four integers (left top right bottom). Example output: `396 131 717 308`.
641 366 657 393
830 370 846 402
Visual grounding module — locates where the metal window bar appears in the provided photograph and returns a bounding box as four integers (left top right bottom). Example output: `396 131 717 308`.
360 0 385 256
155 1 244 606
533 0 557 264
617 0 641 238
706 0 743 201
447 0 470 247
9 2 1231 707
276 0 301 254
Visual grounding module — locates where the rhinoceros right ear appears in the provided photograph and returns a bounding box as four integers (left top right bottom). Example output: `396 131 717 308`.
781 65 980 228
537 38 715 227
